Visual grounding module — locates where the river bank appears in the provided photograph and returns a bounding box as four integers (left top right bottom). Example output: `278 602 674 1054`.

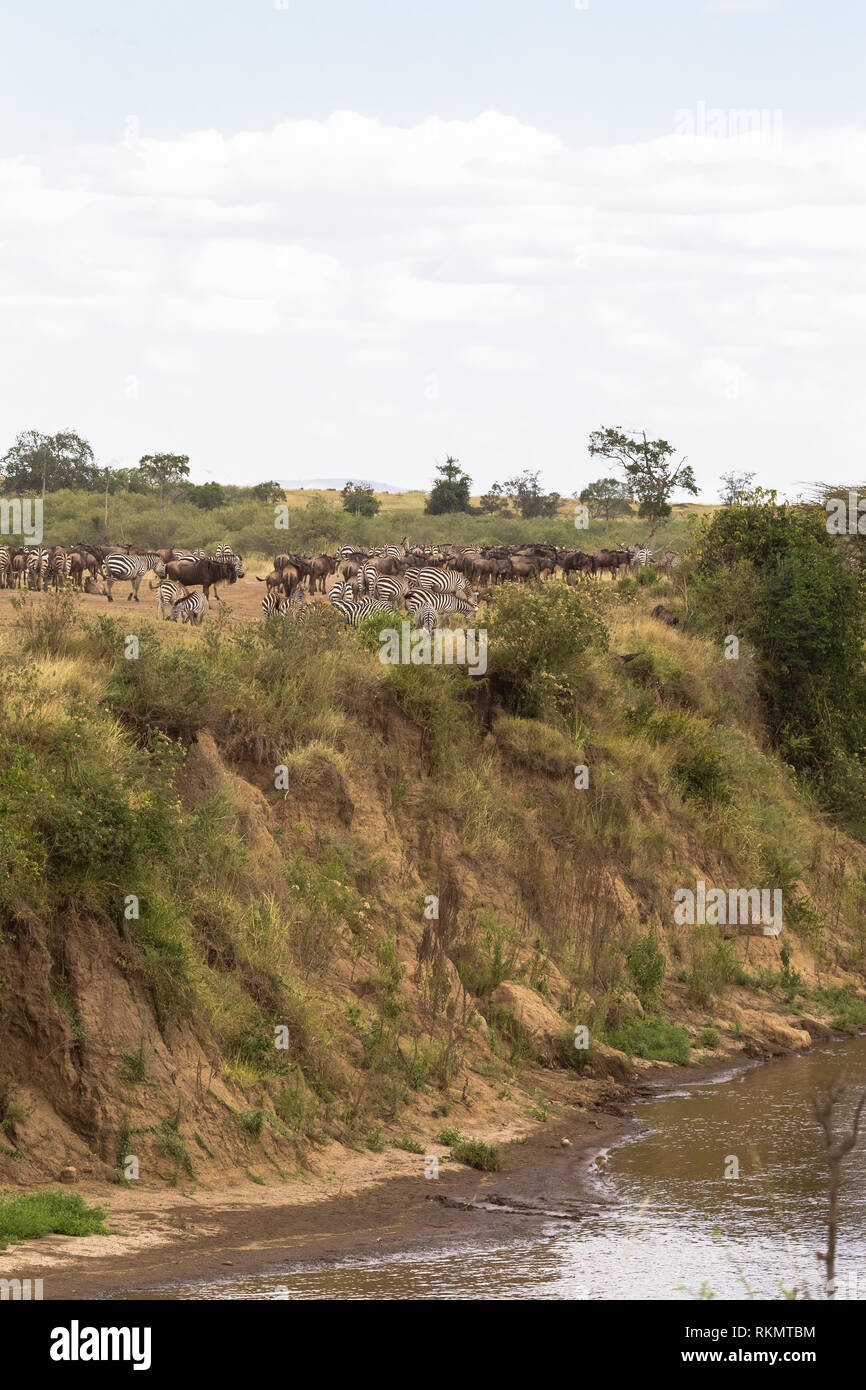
1 1053 759 1300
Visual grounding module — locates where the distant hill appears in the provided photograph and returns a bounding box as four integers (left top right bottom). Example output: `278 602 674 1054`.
278 478 410 493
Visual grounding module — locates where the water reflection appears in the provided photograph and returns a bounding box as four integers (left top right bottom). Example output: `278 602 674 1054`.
119 1037 866 1300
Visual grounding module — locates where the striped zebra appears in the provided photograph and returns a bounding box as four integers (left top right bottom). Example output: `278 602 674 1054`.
330 596 395 627
153 579 188 619
406 590 477 629
356 562 380 597
25 547 50 590
629 548 654 569
104 552 166 602
47 548 68 589
171 591 210 625
404 566 469 595
328 580 354 603
211 546 244 576
0 546 11 588
370 573 412 607
262 588 307 616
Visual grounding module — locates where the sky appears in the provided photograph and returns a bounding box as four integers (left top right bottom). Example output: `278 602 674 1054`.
1 0 865 499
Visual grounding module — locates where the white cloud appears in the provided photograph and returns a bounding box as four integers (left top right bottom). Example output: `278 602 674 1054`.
455 344 538 372
2 112 866 493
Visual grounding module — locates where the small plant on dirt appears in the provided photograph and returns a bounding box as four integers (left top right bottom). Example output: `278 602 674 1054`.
119 1043 148 1085
528 1091 550 1122
156 1111 194 1181
626 928 666 1008
779 943 803 1003
696 1028 720 1051
365 1126 385 1152
437 1127 463 1146
395 1134 424 1154
234 1107 264 1140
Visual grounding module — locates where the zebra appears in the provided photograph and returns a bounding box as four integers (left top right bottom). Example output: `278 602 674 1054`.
213 545 244 577
171 591 210 625
406 590 478 629
404 566 469 595
0 546 11 588
357 562 380 597
104 552 166 602
330 596 395 627
153 579 189 619
371 574 413 607
262 588 307 616
327 580 354 603
25 547 50 590
629 548 654 569
47 547 68 589
170 549 206 564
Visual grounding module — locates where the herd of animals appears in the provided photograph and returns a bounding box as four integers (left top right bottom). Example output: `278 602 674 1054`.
0 539 681 630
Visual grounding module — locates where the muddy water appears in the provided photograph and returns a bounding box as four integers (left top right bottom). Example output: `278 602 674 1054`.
130 1036 866 1300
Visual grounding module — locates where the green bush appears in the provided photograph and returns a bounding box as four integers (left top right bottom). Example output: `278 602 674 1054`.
603 1015 691 1065
0 1191 112 1250
672 733 731 807
626 929 666 1007
484 580 608 718
450 1138 502 1171
692 495 866 810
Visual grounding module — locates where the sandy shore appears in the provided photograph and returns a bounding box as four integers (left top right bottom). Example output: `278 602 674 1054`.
3 1077 646 1300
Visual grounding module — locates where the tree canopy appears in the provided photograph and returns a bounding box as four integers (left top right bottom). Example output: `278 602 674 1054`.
588 427 697 521
425 456 472 515
341 481 381 517
579 476 633 521
1 430 99 494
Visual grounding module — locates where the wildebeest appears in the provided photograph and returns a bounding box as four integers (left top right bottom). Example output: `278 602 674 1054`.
164 557 238 600
651 604 679 627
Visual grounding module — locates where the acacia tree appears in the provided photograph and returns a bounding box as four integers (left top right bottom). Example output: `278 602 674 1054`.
579 476 633 521
719 470 755 506
138 453 191 508
478 482 510 515
341 481 381 517
502 469 561 519
1 429 98 496
588 427 697 527
425 455 472 515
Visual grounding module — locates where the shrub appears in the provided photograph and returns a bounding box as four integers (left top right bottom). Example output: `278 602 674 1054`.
484 580 608 718
604 1015 691 1066
437 1127 463 1146
0 1192 112 1251
450 1138 502 1171
672 732 731 807
626 928 666 1007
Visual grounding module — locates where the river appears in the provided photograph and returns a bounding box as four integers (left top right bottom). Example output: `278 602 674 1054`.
121 1035 866 1300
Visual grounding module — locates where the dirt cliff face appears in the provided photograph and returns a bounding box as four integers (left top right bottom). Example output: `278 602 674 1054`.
2 593 865 1191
